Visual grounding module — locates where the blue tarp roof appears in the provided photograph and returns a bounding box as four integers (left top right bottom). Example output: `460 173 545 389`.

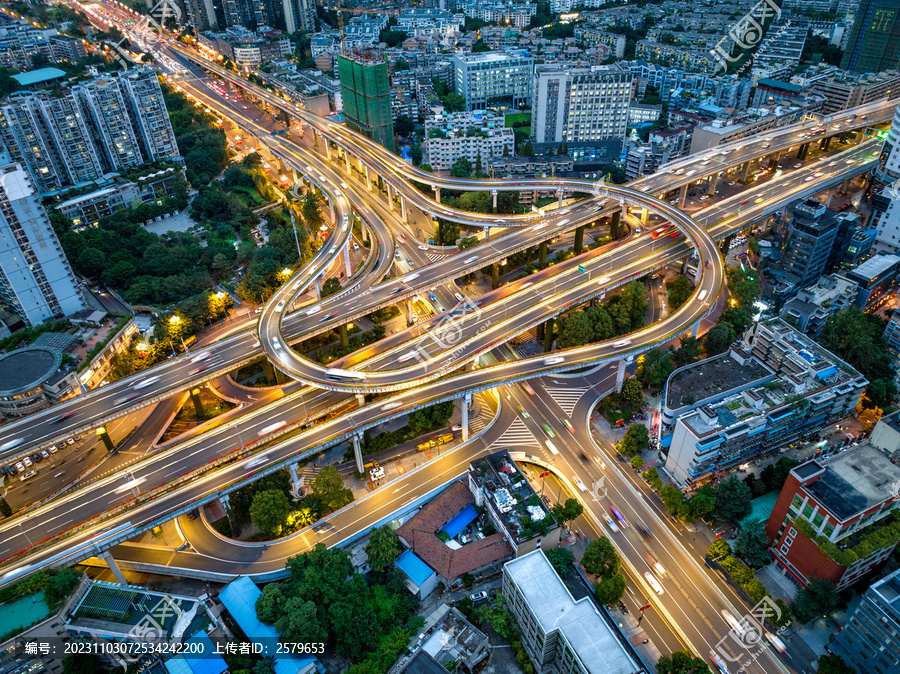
440 503 478 539
165 633 227 674
660 434 674 448
394 549 434 587
219 577 318 674
11 67 65 85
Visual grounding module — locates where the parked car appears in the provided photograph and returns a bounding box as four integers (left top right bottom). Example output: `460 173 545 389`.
469 591 488 603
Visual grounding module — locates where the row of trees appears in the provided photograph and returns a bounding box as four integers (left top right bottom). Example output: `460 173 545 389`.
556 280 649 348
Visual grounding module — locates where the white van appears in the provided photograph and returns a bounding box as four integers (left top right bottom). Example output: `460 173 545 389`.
546 441 559 455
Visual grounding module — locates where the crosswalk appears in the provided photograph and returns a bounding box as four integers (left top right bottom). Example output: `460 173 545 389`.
469 395 494 433
426 253 446 263
490 417 540 449
542 385 592 417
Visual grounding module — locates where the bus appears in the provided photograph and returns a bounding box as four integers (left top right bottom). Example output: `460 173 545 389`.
324 368 367 382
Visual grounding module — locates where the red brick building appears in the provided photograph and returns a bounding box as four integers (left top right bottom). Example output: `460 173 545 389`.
765 443 900 590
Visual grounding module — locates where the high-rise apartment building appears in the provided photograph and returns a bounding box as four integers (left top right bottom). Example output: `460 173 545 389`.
0 162 84 325
337 54 396 153
531 64 631 161
0 69 179 195
451 50 534 112
179 0 219 30
281 0 316 33
831 568 900 672
841 0 900 73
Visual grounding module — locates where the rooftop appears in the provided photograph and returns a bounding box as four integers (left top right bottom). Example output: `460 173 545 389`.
666 349 772 410
0 348 62 396
505 551 642 674
849 253 900 283
395 481 513 579
803 443 900 521
11 67 66 86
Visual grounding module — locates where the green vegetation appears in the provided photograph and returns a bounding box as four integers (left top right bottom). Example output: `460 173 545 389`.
816 655 857 674
545 548 576 577
550 498 584 524
162 82 228 186
356 401 455 457
801 32 843 67
818 307 897 410
255 544 423 671
636 347 675 389
656 651 711 673
666 274 692 309
792 511 900 568
734 517 772 567
364 526 402 574
792 578 842 623
707 541 792 628
431 78 465 112
713 474 753 522
250 489 292 537
557 280 648 348
582 537 626 605
310 466 354 514
660 485 715 522
504 112 531 127
742 457 799 497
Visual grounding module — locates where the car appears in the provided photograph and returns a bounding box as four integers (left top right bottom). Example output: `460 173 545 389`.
546 441 559 455
543 356 564 365
573 476 587 492
322 312 338 321
454 292 464 302
562 419 575 434
522 383 536 395
66 438 76 446
20 469 37 482
612 339 631 347
273 337 282 350
464 255 479 264
638 524 653 540
754 197 764 204
646 553 666 577
720 610 749 638
369 466 385 480
739 199 748 204
134 376 160 390
709 653 730 673
794 163 803 169
604 513 619 532
0 438 25 452
48 445 59 454
542 423 555 438
22 457 32 468
517 405 530 419
54 410 78 423
15 461 25 473
418 245 428 250
610 505 627 527
40 450 49 460
428 292 437 302
187 509 199 521
765 631 786 653
407 259 415 268
644 571 664 595
470 591 488 603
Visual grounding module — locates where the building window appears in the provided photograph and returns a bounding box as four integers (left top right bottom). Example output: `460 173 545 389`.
789 527 797 538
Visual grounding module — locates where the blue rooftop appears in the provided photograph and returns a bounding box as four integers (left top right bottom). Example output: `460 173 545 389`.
165 633 227 674
11 67 66 86
219 577 320 674
440 503 477 539
395 549 435 587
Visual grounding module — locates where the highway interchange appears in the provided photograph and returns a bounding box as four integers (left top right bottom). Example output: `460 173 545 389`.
1 9 894 672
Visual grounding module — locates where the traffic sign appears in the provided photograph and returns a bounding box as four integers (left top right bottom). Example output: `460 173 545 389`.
578 264 587 273
639 604 651 612
539 471 550 478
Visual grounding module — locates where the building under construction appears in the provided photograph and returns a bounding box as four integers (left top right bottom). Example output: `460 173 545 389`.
337 52 396 153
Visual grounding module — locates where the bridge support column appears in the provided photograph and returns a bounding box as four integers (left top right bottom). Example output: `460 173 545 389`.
400 195 408 223
387 184 395 212
365 166 372 191
616 358 627 393
491 189 498 213
338 324 349 348
678 184 688 209
483 224 491 240
356 393 365 407
344 243 352 276
462 394 472 442
353 434 364 475
324 140 331 160
798 142 810 160
344 149 351 174
839 179 850 195
262 359 277 386
314 277 322 299
557 188 564 209
640 208 649 224
543 317 554 352
821 136 832 151
97 426 115 452
539 240 548 269
574 225 585 254
190 387 204 418
740 161 751 183
99 551 128 584
434 186 441 204
328 199 336 225
692 320 700 338
288 462 302 498
707 172 718 197
610 210 621 239
406 298 414 326
491 263 500 290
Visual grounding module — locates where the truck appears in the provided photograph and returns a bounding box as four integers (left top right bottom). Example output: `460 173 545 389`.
417 432 455 452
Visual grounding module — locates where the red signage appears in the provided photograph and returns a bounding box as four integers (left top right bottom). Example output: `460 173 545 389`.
539 471 550 478
639 604 651 612
714 531 726 540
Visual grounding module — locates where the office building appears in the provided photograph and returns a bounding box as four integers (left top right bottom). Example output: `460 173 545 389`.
778 273 858 336
662 320 867 485
841 0 900 73
451 50 534 112
845 252 900 308
0 69 179 195
771 199 842 293
338 54 396 153
811 71 900 114
765 445 900 591
391 605 490 673
531 64 631 162
0 162 84 325
503 550 645 674
831 568 900 672
882 310 900 380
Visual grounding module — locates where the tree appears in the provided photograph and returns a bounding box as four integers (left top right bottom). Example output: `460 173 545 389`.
450 156 472 178
735 517 771 568
704 322 735 355
558 311 595 348
301 192 323 229
409 143 423 166
365 525 401 574
545 548 575 577
661 485 688 519
630 455 644 469
277 596 328 644
714 475 753 522
581 536 620 579
793 578 841 623
394 114 415 137
595 573 627 605
620 377 644 405
656 650 711 673
0 495 11 518
551 498 584 524
667 275 693 309
817 654 856 674
688 486 716 521
311 465 354 513
321 277 341 298
637 348 674 389
618 423 650 456
249 489 291 536
521 140 534 157
672 334 702 367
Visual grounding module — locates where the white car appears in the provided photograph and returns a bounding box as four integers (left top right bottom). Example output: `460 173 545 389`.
604 513 619 533
369 466 385 480
644 572 664 595
20 470 37 482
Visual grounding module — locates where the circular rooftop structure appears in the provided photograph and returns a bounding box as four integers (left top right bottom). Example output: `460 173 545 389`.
0 348 62 397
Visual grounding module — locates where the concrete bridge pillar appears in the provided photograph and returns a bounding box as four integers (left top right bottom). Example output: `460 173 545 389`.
357 393 365 407
353 433 364 474
557 188 564 209
610 210 621 239
678 184 688 209
707 172 718 197
616 358 627 393
434 186 441 204
288 462 302 498
462 393 472 442
740 161 751 183
400 195 408 223
343 244 352 277
99 551 128 584
314 276 322 300
328 199 336 225
539 240 548 269
692 320 700 338
344 149 352 174
406 298 415 326
387 184 395 212
365 166 372 192
324 139 332 160
640 208 649 224
574 225 586 254
491 189 498 213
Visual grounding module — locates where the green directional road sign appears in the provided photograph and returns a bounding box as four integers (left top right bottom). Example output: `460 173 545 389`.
578 265 587 273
